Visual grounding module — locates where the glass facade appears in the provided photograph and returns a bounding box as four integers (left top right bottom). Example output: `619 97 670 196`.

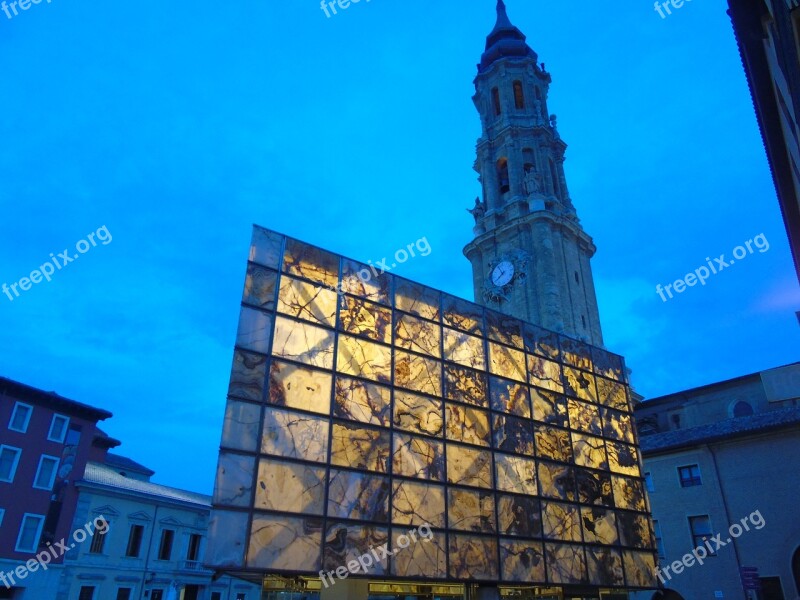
206 225 657 589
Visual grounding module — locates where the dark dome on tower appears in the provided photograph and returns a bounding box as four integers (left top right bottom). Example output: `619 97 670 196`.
478 0 538 73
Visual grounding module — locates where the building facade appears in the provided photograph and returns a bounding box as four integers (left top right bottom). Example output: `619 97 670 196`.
634 362 800 600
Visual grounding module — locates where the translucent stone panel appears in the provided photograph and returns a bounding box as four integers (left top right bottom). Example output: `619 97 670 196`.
489 343 527 382
545 543 586 584
228 350 267 401
535 426 573 463
277 276 337 327
500 539 546 582
206 510 249 567
586 546 624 586
391 530 447 578
543 502 582 542
236 307 273 354
220 400 261 452
283 239 338 288
612 475 647 512
623 551 658 587
446 445 493 489
572 433 608 470
342 258 392 306
443 328 485 370
327 469 390 522
323 522 389 575
442 294 484 336
394 391 443 437
333 376 391 427
391 480 446 527
268 360 332 415
336 334 392 384
576 470 614 507
563 367 597 403
243 264 277 310
580 507 619 545
272 316 334 369
498 495 542 538
568 399 602 435
392 433 445 481
495 453 537 495
560 336 593 371
445 364 488 408
448 535 498 580
538 462 576 501
394 351 441 396
445 403 490 447
395 313 441 358
486 310 524 349
492 413 534 455
602 408 635 443
331 422 390 473
255 458 326 515
448 488 496 533
213 452 254 507
395 279 440 322
617 513 653 549
532 388 568 428
249 227 283 269
489 376 531 418
247 514 322 570
261 407 329 463
592 347 625 382
339 296 392 344
597 377 630 412
522 322 560 360
527 355 563 393
607 441 641 476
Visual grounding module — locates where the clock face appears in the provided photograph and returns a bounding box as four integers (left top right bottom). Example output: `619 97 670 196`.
491 261 515 287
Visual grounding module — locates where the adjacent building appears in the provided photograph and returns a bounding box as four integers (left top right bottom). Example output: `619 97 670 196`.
634 362 800 600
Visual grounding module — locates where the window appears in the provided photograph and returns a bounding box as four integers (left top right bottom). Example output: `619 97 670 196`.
678 464 702 487
549 158 561 197
125 524 145 557
497 158 510 194
187 533 202 561
151 590 164 600
644 471 655 492
89 523 108 554
236 594 246 600
115 588 132 600
0 508 5 527
8 402 32 433
15 513 45 552
211 593 222 600
513 80 525 109
653 520 665 558
733 401 754 417
491 87 501 116
65 424 82 447
33 455 60 490
157 528 174 560
48 415 69 443
0 446 22 483
78 587 95 600
689 515 715 555
581 315 587 328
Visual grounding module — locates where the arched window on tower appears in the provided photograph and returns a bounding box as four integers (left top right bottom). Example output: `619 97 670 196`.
522 148 535 169
535 87 542 100
497 158 510 194
549 159 561 197
513 81 525 109
492 87 501 116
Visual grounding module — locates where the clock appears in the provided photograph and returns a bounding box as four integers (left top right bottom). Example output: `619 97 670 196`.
491 261 515 287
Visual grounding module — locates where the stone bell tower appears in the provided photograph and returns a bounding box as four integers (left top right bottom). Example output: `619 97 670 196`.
463 0 604 346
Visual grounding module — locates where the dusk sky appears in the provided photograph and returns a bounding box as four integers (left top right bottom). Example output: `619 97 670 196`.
1 0 797 494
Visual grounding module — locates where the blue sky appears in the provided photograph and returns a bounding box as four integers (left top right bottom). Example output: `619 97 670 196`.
1 0 797 493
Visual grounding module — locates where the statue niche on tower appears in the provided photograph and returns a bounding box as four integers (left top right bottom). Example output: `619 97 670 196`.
467 197 486 223
523 166 541 197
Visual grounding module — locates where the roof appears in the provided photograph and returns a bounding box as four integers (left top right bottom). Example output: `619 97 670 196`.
80 462 210 507
478 0 537 74
0 376 112 421
104 452 155 477
640 405 800 455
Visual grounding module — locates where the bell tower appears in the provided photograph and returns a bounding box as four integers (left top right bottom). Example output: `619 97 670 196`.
464 0 604 345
